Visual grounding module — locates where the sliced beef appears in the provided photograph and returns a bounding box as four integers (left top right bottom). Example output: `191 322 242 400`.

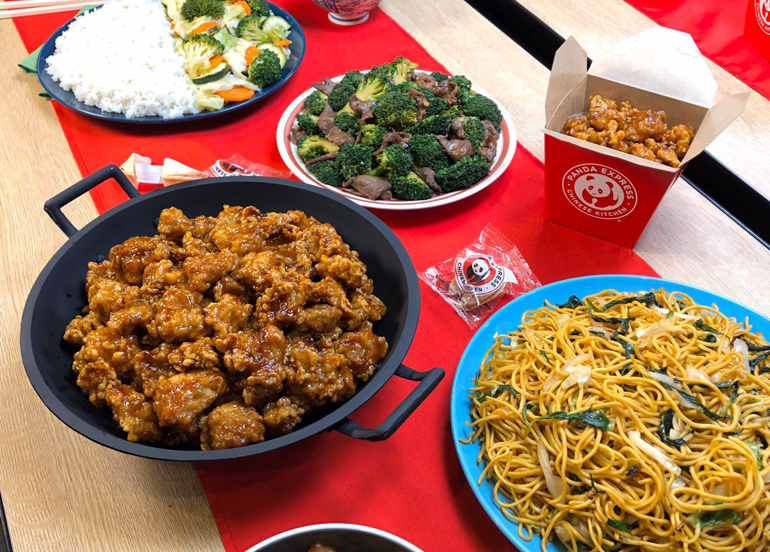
306 152 340 166
344 175 392 200
313 78 337 95
291 126 307 145
349 95 376 115
479 120 500 164
413 167 440 193
409 72 437 91
374 132 412 156
450 119 465 140
325 127 355 146
433 80 460 106
436 136 473 162
359 109 375 127
408 88 429 121
318 102 337 135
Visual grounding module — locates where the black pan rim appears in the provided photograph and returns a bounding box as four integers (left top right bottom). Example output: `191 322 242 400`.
20 176 421 461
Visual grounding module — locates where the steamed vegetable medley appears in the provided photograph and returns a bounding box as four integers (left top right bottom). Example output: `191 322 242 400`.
291 57 504 201
163 0 291 110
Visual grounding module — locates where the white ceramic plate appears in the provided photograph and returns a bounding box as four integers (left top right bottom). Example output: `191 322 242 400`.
246 523 425 552
276 71 517 210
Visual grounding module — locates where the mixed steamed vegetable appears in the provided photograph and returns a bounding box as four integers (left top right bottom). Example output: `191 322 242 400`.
290 56 504 201
163 0 291 110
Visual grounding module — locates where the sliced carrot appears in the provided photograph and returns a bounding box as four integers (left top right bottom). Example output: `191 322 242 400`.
235 0 251 15
209 55 226 70
273 39 292 47
190 21 219 35
216 86 255 102
244 46 260 67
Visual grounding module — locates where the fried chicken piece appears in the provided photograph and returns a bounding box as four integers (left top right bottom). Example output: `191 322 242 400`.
295 304 343 335
141 259 185 294
337 328 388 381
109 236 171 285
232 250 286 292
149 287 209 342
204 294 254 338
254 276 314 328
200 401 265 450
107 297 156 334
210 206 266 257
72 326 140 379
76 359 118 406
212 275 247 301
293 223 348 262
287 341 355 409
63 310 103 345
87 277 142 320
182 250 238 292
106 384 163 443
153 369 227 433
261 397 303 437
133 343 177 398
310 278 361 328
307 545 337 552
350 289 386 323
157 207 191 242
168 338 221 371
315 254 367 288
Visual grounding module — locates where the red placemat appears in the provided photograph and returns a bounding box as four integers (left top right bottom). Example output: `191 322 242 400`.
627 0 770 100
15 3 657 551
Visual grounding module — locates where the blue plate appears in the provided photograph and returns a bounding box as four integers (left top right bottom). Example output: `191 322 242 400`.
450 274 770 552
37 2 305 123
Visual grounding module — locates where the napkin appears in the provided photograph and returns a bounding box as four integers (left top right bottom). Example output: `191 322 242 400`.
17 5 96 99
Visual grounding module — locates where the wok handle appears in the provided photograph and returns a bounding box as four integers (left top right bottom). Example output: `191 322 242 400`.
44 165 140 237
334 364 445 442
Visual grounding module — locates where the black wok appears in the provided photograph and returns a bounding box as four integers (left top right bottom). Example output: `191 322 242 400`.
21 165 443 461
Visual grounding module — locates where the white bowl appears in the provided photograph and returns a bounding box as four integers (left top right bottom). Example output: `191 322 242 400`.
246 523 424 552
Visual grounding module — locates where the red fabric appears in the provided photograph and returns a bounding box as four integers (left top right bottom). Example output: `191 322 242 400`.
627 0 770 100
15 3 658 550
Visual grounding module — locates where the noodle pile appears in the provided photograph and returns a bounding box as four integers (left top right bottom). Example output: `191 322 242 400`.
465 289 770 552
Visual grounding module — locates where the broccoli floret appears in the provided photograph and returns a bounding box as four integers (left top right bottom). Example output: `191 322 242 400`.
334 111 360 136
408 134 450 172
423 89 449 117
180 0 224 21
328 71 363 112
308 159 343 187
297 135 339 161
450 75 473 93
296 113 322 136
372 144 413 177
246 0 270 18
435 155 490 192
361 124 388 150
406 114 452 136
336 143 374 181
303 90 327 117
459 116 485 153
392 81 416 94
373 91 419 130
180 34 224 77
431 71 450 82
461 93 502 130
389 56 419 85
248 50 282 88
355 70 392 102
236 14 269 43
390 171 433 201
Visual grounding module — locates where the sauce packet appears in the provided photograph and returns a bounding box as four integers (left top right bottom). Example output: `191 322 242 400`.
420 224 541 328
202 153 291 179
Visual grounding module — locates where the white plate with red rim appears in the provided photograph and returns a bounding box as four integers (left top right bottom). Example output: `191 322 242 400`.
246 523 425 551
276 70 517 210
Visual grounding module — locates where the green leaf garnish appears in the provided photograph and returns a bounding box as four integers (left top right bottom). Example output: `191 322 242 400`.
685 509 741 529
658 409 688 448
694 319 721 334
557 295 583 309
606 519 634 532
534 408 614 431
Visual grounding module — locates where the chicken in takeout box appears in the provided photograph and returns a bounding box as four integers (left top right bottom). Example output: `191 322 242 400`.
543 27 750 248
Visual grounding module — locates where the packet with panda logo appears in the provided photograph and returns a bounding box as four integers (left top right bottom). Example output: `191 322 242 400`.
419 224 541 328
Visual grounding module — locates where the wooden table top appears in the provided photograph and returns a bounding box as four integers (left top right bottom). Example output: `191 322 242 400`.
1 0 769 550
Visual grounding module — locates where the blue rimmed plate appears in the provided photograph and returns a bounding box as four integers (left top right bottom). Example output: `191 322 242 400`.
37 2 305 123
450 274 770 551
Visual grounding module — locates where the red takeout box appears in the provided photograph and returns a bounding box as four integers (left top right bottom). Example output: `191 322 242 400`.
543 28 750 248
746 0 770 62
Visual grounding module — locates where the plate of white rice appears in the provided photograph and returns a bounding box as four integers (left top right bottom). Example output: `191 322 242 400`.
38 0 305 123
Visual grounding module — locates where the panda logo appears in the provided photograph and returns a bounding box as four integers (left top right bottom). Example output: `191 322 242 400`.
455 254 507 294
573 173 625 211
755 0 770 34
465 258 493 285
562 163 637 220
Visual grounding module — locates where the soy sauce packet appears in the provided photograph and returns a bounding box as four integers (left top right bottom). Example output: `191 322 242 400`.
420 224 541 328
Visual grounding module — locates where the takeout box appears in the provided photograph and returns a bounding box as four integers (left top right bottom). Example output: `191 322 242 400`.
745 0 770 62
543 28 750 248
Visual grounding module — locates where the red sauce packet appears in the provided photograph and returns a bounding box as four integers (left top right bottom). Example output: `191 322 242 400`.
203 153 292 179
420 224 541 328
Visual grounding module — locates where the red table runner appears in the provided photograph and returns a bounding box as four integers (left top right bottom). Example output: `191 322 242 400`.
627 0 770 100
15 3 657 550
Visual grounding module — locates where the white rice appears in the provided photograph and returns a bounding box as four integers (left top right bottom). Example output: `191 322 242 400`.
45 0 200 119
